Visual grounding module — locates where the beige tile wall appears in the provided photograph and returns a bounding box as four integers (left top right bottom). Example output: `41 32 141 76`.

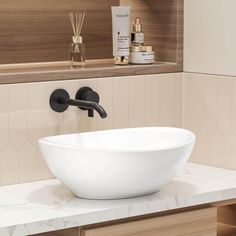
184 0 236 76
2 71 236 184
0 73 183 185
184 73 236 169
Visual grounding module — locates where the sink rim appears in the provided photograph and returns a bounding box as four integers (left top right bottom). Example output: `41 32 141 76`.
39 127 196 153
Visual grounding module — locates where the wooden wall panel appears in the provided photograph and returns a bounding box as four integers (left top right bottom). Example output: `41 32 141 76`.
0 0 183 65
0 0 119 64
120 0 183 63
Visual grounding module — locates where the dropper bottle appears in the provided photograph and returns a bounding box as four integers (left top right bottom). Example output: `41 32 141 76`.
131 17 144 46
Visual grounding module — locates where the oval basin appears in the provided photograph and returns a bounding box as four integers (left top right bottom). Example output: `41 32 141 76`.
39 127 195 199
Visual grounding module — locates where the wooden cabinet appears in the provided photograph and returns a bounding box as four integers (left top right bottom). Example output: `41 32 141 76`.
218 223 236 236
31 228 80 236
81 207 217 236
218 204 236 236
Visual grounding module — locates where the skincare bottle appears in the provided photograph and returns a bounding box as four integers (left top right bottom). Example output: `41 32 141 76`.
111 6 131 65
131 17 144 46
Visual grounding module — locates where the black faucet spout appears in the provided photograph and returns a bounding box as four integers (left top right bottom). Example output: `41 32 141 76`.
66 99 107 119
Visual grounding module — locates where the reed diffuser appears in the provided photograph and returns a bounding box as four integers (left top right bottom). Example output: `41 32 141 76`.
69 12 86 68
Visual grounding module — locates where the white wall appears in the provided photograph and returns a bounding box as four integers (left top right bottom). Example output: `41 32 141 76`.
184 0 236 76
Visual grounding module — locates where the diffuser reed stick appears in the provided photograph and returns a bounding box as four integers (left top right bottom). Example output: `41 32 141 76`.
69 12 86 68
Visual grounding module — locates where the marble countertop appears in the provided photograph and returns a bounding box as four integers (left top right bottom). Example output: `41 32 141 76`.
1 162 236 236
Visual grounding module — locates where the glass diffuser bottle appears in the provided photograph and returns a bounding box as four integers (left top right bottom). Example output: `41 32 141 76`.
69 35 85 68
69 12 86 69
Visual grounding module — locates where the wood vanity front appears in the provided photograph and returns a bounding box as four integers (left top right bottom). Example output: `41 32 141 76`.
80 207 217 236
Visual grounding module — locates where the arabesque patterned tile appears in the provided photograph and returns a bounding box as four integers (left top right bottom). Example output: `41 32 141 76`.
2 72 236 184
0 73 183 185
184 73 236 169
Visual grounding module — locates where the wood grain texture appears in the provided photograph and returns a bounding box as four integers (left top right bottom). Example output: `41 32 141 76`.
216 201 236 235
32 227 80 236
120 0 183 64
0 61 181 84
0 0 119 64
218 205 236 227
177 0 183 66
0 0 183 82
218 223 236 236
81 207 217 236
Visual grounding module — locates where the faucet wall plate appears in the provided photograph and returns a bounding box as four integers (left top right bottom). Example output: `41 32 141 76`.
75 87 100 117
75 87 100 111
50 89 70 113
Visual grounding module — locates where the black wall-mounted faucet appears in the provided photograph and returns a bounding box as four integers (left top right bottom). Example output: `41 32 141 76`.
50 87 107 119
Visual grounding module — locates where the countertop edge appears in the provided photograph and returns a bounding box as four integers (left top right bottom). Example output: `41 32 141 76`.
1 162 236 235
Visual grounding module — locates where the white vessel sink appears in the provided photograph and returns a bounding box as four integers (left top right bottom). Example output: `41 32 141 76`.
39 127 195 199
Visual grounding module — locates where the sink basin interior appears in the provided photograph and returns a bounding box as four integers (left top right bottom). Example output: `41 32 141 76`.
42 127 194 152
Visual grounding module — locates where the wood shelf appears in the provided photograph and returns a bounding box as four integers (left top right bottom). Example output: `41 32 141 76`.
217 202 236 236
0 59 181 84
218 223 236 236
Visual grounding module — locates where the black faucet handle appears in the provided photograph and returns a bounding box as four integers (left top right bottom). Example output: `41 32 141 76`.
76 87 99 103
76 87 100 114
76 87 107 118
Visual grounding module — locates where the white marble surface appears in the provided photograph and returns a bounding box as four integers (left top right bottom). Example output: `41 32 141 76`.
1 162 236 236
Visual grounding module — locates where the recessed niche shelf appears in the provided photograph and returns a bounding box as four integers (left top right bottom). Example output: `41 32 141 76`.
0 60 181 84
0 0 183 84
